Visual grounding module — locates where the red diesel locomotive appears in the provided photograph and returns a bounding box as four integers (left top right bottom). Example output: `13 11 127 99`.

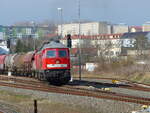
0 41 71 85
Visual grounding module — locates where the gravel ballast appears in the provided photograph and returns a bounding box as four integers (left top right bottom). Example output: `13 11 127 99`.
0 86 143 113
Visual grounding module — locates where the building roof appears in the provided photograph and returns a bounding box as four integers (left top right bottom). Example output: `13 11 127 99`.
45 33 58 38
130 26 142 29
130 26 142 30
58 21 108 26
121 32 149 39
62 34 123 40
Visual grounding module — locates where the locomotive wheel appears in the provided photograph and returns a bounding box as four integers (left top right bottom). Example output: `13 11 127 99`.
31 72 35 78
40 73 46 81
35 72 39 79
28 73 32 78
37 73 39 79
38 73 42 81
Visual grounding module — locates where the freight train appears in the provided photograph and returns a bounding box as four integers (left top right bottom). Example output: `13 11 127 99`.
0 40 71 85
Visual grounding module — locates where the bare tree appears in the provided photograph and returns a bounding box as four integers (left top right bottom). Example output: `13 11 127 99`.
94 39 114 71
76 38 96 64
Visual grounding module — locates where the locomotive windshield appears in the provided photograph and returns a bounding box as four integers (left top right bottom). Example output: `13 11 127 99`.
46 50 56 58
59 50 67 57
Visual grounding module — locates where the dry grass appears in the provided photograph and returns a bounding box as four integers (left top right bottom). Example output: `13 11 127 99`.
128 72 150 84
0 90 101 113
20 100 100 113
72 73 127 80
72 71 150 85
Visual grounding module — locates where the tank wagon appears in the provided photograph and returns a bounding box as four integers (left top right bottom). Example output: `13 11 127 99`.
0 41 71 85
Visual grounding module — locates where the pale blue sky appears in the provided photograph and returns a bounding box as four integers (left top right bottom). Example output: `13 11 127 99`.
0 0 149 25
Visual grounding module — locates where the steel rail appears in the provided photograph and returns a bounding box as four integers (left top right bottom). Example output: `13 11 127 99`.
0 80 149 105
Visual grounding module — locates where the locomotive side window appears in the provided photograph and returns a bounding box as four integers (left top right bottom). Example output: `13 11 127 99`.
47 50 56 58
59 50 67 57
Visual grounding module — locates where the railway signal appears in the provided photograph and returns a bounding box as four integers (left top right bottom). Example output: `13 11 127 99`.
7 39 11 48
67 34 72 48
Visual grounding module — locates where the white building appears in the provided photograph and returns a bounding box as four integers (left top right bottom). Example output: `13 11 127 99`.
58 22 110 37
0 41 9 54
0 32 5 40
61 34 123 57
112 24 129 34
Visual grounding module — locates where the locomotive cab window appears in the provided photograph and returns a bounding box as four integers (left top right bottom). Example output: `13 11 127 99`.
59 50 67 57
46 50 56 58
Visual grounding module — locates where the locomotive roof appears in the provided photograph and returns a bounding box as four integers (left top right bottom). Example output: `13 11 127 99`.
41 41 67 50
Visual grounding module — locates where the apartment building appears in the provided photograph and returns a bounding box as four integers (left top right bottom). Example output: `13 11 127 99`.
112 24 129 34
58 22 130 37
0 25 52 39
58 22 110 37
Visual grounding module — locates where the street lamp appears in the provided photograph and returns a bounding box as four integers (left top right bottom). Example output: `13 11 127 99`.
8 26 13 53
78 0 82 80
57 8 63 38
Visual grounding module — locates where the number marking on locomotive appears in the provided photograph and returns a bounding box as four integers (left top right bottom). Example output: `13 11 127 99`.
47 64 67 68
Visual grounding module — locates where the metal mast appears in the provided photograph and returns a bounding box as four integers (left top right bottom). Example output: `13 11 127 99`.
78 0 82 80
57 8 63 38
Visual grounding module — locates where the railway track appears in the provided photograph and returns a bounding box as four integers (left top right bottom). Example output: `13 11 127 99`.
74 77 150 87
0 76 149 105
73 77 150 92
0 75 45 86
1 75 150 92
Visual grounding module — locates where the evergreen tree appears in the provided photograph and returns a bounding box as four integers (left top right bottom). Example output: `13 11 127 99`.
15 39 23 53
15 39 34 53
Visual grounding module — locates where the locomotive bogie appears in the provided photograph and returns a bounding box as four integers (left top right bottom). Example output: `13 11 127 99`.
44 69 71 85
